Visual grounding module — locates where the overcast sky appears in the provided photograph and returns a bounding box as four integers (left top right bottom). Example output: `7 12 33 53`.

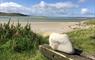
0 0 95 17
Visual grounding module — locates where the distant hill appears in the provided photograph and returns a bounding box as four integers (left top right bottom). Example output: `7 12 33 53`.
0 12 28 16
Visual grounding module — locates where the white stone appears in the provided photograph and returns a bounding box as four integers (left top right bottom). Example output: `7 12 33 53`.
49 33 74 54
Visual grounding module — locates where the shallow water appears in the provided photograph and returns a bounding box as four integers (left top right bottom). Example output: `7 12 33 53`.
0 16 94 22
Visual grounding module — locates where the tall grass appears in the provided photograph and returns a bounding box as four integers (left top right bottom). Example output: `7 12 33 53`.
0 20 48 60
68 28 95 55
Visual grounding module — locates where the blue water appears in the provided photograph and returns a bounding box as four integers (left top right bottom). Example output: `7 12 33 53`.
0 16 95 22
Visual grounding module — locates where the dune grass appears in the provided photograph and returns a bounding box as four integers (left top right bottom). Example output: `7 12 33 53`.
84 20 95 25
68 28 95 55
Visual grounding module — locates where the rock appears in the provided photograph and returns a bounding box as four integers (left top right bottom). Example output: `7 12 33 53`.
49 33 74 54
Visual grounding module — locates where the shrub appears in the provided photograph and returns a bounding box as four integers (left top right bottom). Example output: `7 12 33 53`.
0 20 47 52
0 20 48 60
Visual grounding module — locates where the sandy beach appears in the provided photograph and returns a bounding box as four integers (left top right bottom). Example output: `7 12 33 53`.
30 22 79 33
0 21 91 36
0 21 92 36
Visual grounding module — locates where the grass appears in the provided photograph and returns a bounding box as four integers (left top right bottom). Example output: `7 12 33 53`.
0 20 48 60
84 20 95 25
68 28 95 55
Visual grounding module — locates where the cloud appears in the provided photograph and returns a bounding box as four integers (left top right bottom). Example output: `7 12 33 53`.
0 1 94 17
31 1 79 16
33 1 78 9
0 2 31 15
81 8 90 14
0 1 78 16
79 0 86 3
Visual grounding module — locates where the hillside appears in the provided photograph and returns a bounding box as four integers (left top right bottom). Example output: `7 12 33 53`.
0 12 28 16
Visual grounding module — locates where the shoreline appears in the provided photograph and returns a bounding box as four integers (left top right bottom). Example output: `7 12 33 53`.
0 21 91 36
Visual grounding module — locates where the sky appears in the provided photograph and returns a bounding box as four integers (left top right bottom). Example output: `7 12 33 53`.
0 0 95 17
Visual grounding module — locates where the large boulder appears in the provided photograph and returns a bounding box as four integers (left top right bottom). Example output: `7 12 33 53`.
49 33 74 54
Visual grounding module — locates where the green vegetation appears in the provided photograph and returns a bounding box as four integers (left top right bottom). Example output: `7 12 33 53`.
0 20 48 60
0 12 28 16
84 20 95 25
68 28 95 55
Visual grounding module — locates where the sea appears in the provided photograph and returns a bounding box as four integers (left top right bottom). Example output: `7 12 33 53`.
0 16 95 22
